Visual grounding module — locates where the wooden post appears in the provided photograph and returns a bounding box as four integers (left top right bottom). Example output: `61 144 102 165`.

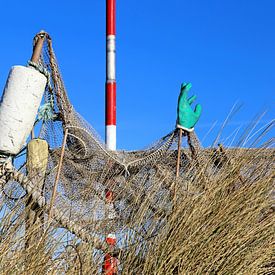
176 128 183 178
25 139 49 266
48 128 68 222
173 128 183 206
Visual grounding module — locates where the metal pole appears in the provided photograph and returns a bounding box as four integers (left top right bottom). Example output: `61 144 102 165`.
31 30 46 63
103 233 118 274
106 0 117 151
30 30 46 140
103 188 118 274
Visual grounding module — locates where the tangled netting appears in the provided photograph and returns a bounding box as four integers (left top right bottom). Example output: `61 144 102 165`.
36 33 203 238
0 32 206 252
0 28 273 275
0 33 274 267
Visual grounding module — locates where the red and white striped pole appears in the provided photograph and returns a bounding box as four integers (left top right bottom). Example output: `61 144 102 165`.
106 0 116 150
103 233 119 274
103 188 119 274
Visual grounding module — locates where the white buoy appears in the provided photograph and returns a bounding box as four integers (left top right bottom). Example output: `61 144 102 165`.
0 65 47 155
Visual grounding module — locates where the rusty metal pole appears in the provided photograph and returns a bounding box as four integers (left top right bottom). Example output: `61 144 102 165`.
31 31 46 63
48 128 69 222
30 30 46 139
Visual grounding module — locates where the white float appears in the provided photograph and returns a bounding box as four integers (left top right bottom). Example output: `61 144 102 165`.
0 65 47 155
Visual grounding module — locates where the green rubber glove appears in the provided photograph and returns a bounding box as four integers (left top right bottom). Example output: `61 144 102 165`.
176 82 202 132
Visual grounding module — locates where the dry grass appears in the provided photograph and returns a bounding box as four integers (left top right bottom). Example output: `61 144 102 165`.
122 148 274 274
0 145 274 274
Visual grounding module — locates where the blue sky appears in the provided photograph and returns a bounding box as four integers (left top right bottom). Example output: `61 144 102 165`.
0 0 274 149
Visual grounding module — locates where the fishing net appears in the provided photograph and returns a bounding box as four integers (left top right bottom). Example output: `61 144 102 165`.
36 32 204 239
0 32 274 272
0 32 206 255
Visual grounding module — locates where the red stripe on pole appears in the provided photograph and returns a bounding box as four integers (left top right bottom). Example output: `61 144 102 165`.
106 82 116 125
107 0 116 35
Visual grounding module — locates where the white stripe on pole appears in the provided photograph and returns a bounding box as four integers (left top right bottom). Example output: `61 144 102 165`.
106 125 116 151
107 35 116 81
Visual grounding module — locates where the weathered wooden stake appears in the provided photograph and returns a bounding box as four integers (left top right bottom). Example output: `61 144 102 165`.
173 128 183 206
25 139 49 266
176 128 183 178
48 128 68 222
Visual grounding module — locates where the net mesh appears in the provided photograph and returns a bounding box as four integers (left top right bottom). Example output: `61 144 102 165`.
28 33 203 238
0 32 274 273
